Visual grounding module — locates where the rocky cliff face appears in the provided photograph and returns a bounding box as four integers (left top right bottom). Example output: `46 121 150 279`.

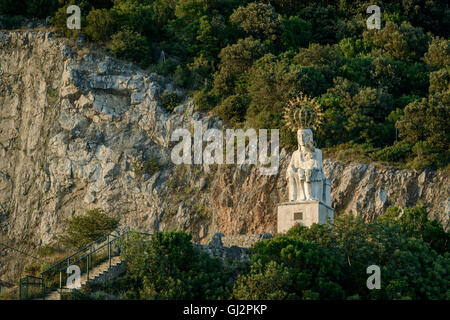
0 31 448 282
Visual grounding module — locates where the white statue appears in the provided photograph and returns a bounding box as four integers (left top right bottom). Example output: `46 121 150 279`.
287 128 331 205
278 95 334 232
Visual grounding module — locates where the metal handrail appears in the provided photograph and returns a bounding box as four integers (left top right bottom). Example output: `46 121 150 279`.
19 230 152 299
60 234 122 272
41 232 119 276
19 275 45 300
22 275 44 281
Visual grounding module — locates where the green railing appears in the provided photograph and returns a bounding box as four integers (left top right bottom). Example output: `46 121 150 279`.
19 231 151 300
44 233 120 294
19 275 45 300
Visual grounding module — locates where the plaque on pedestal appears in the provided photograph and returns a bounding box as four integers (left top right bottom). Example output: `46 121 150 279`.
277 200 334 233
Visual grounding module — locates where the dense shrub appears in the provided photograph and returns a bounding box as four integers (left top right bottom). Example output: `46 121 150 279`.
234 236 345 300
230 2 282 41
131 154 164 180
397 87 449 169
213 37 267 96
107 28 152 67
297 6 340 44
284 207 450 299
0 0 57 17
60 208 119 250
193 88 218 112
121 231 232 299
363 21 428 61
294 43 343 82
424 37 450 69
281 16 312 50
160 91 180 112
371 142 412 163
378 206 449 254
85 8 116 42
215 94 249 126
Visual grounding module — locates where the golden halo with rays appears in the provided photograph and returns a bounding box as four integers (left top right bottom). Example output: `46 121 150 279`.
283 92 323 132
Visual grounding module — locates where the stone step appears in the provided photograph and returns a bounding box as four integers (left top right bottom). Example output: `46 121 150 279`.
43 256 123 300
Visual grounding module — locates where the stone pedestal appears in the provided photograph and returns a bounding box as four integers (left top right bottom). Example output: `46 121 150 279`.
277 200 334 233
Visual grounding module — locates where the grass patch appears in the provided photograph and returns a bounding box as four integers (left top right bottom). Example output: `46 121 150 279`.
160 90 181 112
132 155 164 181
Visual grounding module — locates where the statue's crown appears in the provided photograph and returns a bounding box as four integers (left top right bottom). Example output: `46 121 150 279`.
283 93 321 131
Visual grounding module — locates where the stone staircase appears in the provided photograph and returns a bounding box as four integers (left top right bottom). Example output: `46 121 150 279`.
43 256 123 300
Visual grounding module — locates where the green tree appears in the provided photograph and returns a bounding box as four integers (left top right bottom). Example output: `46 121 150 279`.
60 208 119 250
363 21 428 61
151 0 176 27
338 38 372 59
397 87 449 168
215 94 249 126
295 43 343 83
121 230 232 299
233 235 345 300
0 0 26 15
286 210 450 299
424 37 450 69
194 16 220 58
297 6 340 44
338 57 373 87
26 0 58 18
233 260 298 299
107 28 152 66
244 53 326 147
280 16 312 50
111 0 154 35
429 68 450 96
213 37 267 96
230 2 282 41
378 206 449 254
318 77 394 147
85 8 116 42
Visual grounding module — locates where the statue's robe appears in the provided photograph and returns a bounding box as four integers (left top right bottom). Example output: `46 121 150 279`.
287 148 324 202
